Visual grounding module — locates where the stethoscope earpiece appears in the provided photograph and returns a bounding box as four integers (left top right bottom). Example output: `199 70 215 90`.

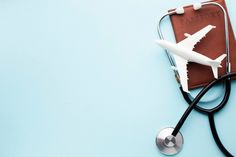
156 127 183 156
193 3 202 10
175 7 185 14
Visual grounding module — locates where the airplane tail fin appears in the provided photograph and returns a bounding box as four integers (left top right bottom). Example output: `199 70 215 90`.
209 54 227 78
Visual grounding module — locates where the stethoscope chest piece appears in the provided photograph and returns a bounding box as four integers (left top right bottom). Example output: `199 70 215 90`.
156 127 183 155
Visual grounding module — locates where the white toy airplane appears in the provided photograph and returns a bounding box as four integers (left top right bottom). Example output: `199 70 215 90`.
156 25 226 93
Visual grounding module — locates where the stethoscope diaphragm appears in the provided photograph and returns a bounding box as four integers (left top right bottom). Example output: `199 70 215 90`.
156 127 183 156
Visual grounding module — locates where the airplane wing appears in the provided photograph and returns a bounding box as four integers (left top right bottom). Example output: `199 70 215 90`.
173 54 189 93
177 25 216 50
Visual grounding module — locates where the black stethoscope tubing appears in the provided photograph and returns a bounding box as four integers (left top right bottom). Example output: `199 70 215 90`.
172 73 235 157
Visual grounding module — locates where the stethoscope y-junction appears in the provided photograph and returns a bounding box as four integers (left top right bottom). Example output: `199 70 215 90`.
156 1 235 157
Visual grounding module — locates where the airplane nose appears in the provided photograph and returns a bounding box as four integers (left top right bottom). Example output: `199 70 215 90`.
155 40 165 46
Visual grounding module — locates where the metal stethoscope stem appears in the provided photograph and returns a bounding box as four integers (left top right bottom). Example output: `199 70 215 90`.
156 2 234 156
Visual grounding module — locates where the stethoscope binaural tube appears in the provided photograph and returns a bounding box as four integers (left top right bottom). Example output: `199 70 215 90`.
156 1 234 157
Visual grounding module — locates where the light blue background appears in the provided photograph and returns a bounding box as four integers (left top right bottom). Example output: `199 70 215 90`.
0 0 235 157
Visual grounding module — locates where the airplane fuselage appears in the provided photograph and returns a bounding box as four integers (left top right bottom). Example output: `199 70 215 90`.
155 25 227 92
159 40 213 66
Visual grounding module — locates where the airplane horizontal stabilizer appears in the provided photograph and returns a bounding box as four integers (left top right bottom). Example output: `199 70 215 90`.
209 54 227 78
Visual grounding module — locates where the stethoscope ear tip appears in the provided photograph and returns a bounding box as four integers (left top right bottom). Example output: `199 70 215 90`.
175 7 185 15
193 3 202 10
156 127 184 156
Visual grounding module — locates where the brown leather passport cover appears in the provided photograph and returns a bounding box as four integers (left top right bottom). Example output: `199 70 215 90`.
169 0 236 89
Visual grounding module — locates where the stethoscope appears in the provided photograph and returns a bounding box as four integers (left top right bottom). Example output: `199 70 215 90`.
156 1 236 157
